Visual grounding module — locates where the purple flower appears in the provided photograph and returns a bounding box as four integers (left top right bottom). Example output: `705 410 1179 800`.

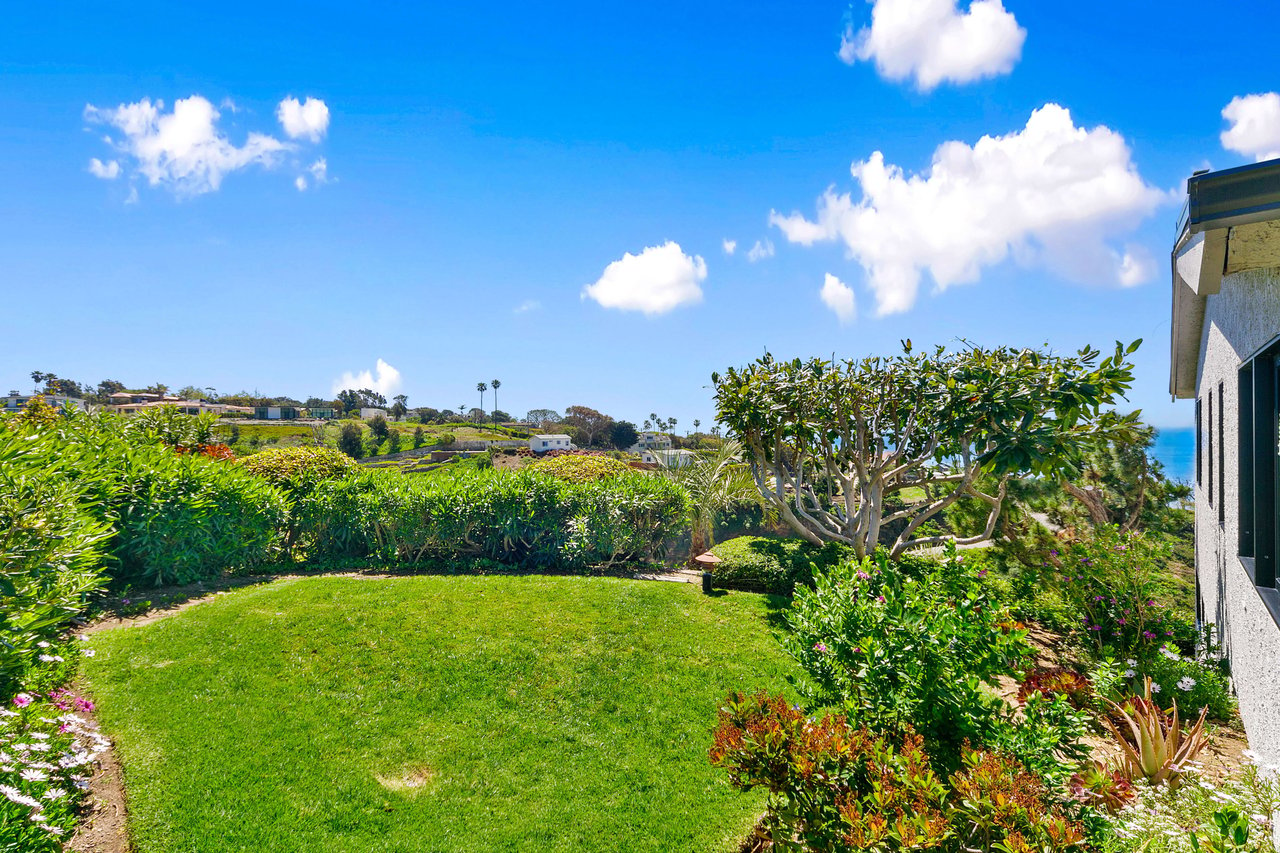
976 569 988 578
876 595 885 603
813 642 828 653
13 694 32 708
1049 549 1059 557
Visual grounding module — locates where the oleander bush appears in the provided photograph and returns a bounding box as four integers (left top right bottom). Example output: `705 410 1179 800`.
1 409 290 588
293 466 688 569
0 429 110 697
110 453 288 586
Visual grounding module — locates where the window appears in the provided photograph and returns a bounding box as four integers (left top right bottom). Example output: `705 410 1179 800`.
1208 391 1215 507
1219 382 1226 526
1196 397 1203 487
1238 350 1277 595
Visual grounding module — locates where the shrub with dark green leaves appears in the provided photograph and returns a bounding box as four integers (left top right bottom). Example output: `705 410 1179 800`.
784 546 1032 769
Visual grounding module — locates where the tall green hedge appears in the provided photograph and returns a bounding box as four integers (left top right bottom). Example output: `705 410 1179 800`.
0 428 110 695
292 467 688 569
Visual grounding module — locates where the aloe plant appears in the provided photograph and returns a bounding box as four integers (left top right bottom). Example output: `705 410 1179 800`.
1103 677 1209 788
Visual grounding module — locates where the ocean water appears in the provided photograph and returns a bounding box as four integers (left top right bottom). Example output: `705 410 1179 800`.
1152 426 1194 484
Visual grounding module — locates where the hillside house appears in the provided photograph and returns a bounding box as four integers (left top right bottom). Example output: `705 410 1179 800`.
628 431 673 454
530 434 572 452
359 408 389 420
1171 158 1280 764
640 448 696 468
3 392 88 412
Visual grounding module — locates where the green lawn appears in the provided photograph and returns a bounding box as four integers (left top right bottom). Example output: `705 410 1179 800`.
83 576 795 853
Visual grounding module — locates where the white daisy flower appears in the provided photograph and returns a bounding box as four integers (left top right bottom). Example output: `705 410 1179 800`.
1151 683 1162 694
1177 676 1197 691
19 768 47 782
42 788 67 801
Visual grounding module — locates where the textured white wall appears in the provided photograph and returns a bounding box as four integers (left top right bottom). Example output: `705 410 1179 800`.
1196 267 1280 765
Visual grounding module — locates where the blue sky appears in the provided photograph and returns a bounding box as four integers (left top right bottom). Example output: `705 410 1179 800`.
2 2 1279 428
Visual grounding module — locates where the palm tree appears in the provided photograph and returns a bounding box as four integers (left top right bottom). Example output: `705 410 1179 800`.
658 440 767 565
476 382 487 424
490 378 501 431
693 419 700 435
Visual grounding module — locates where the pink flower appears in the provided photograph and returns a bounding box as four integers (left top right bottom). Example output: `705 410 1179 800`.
12 694 32 708
813 642 828 653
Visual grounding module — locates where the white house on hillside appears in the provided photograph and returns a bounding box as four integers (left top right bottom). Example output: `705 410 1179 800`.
628 431 672 454
1171 158 1280 765
360 408 389 420
3 392 88 412
530 434 571 452
640 448 695 468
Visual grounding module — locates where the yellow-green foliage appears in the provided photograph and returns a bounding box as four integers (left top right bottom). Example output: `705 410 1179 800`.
530 454 633 483
240 446 358 493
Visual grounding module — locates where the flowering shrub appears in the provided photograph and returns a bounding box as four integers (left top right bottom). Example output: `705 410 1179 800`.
0 688 109 850
1055 528 1196 658
783 546 1031 768
1099 762 1280 853
1093 647 1236 723
708 691 1085 852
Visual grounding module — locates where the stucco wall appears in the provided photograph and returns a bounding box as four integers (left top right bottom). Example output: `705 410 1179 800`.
1196 267 1280 765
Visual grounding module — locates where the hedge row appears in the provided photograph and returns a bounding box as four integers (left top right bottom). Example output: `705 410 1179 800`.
290 464 688 569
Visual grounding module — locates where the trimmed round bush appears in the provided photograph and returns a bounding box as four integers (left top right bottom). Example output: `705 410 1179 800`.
529 454 632 483
240 446 358 497
708 536 854 595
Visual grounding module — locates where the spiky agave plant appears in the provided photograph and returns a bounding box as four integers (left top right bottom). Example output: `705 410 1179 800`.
1103 677 1209 788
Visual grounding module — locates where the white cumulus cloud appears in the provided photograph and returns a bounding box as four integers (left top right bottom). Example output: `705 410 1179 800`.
277 96 330 142
85 95 291 196
88 158 120 179
1222 93 1280 162
746 239 775 262
769 104 1166 316
331 358 402 397
839 0 1025 91
722 238 737 255
820 273 857 324
582 241 707 315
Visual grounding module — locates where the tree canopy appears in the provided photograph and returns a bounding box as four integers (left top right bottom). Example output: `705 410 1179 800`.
712 341 1141 558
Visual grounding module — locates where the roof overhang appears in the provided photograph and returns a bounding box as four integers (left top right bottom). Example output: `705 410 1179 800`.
1171 159 1280 398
